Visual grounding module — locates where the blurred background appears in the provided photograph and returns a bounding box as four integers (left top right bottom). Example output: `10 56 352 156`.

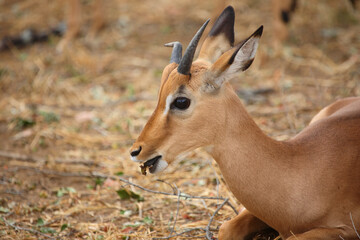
0 0 359 239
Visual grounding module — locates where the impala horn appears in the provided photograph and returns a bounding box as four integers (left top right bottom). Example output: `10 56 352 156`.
177 19 210 75
164 42 183 64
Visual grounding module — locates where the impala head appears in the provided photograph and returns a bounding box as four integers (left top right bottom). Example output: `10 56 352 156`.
130 6 263 174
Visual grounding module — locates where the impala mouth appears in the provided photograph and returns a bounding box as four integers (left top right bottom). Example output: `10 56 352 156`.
140 155 162 175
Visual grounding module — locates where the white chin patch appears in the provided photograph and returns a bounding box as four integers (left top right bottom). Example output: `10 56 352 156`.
151 159 168 174
131 156 142 163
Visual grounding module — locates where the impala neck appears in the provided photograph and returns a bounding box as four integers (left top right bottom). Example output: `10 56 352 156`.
210 85 295 225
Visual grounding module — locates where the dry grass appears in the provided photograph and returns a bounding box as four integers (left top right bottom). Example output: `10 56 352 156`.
0 0 359 239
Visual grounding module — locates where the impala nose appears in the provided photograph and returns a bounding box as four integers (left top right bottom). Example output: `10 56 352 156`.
130 146 142 157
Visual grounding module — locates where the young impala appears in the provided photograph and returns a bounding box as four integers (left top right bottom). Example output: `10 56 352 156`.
130 6 360 239
56 0 104 52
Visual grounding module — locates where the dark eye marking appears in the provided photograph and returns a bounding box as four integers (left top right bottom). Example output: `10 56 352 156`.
171 97 191 110
178 85 185 94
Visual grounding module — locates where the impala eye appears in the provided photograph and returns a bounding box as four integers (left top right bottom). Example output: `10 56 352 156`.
171 97 191 110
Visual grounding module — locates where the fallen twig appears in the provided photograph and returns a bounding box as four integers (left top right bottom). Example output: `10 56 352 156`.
1 216 57 240
5 166 236 202
169 185 181 236
350 212 360 239
152 227 206 239
205 198 229 240
5 166 239 239
225 201 239 215
0 189 23 195
156 179 177 194
0 150 102 167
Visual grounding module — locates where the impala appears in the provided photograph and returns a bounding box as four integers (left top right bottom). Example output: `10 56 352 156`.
271 0 359 48
130 6 360 239
56 0 104 52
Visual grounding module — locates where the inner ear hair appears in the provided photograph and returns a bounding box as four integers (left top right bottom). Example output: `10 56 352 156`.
228 43 255 72
203 26 263 91
203 46 240 91
225 25 263 73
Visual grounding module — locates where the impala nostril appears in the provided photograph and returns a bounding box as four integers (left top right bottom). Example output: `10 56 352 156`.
131 146 142 157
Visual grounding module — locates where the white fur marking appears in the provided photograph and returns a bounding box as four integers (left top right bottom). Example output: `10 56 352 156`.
131 156 142 163
151 159 168 174
163 94 173 116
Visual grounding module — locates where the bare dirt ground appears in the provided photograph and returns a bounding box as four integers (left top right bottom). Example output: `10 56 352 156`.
0 0 359 239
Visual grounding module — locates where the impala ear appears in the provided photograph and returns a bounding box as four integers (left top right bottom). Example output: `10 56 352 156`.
204 26 263 91
198 6 235 63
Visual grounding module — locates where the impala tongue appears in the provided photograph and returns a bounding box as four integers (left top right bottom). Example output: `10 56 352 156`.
144 156 162 173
